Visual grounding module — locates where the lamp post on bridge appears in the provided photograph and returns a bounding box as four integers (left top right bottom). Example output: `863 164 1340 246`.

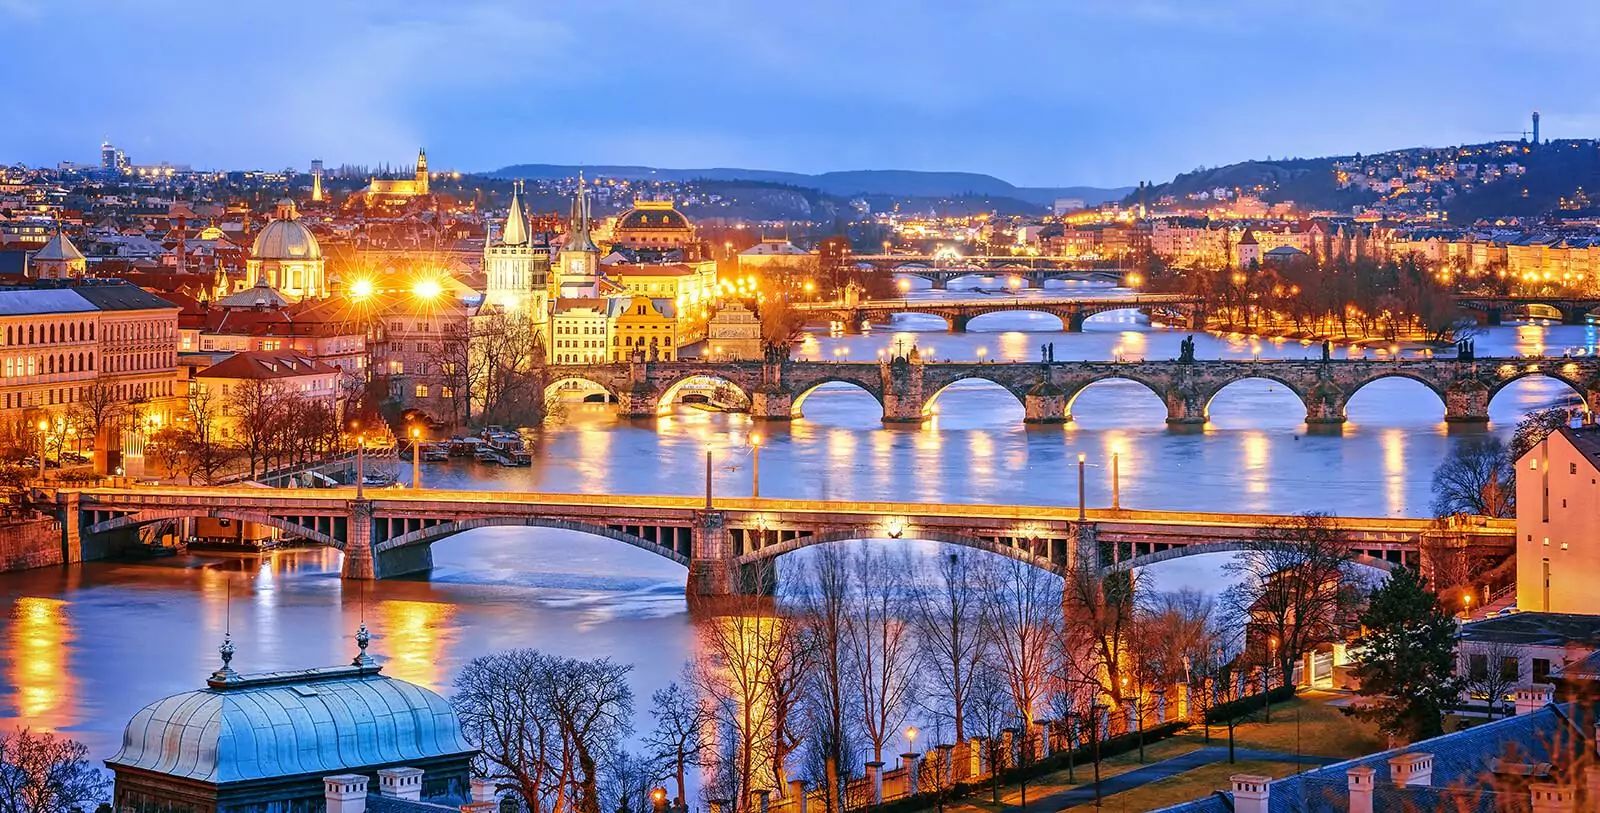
410 427 422 490
1077 453 1086 521
750 434 761 499
1111 448 1121 511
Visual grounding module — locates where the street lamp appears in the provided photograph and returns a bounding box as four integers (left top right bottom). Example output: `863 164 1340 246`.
36 419 48 480
904 725 918 755
1111 446 1121 511
749 434 762 499
411 427 423 490
650 787 668 813
1077 453 1086 521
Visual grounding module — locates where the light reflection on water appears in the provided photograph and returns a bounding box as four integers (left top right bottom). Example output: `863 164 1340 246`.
1 305 1594 776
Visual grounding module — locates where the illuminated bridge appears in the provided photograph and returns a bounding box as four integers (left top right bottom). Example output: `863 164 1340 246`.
56 486 1512 594
791 294 1202 332
547 355 1600 425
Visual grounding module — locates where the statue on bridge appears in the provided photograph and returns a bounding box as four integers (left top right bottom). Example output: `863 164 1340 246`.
1321 339 1332 362
1456 337 1475 361
1178 335 1196 364
762 341 790 364
1040 343 1056 364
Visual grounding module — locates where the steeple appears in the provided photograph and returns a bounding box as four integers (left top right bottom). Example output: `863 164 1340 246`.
415 148 429 195
566 172 598 253
502 180 528 246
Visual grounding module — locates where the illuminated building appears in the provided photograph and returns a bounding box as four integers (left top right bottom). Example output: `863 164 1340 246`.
610 197 695 249
244 199 326 302
482 180 549 317
195 350 344 441
363 147 431 199
611 295 679 361
1516 425 1600 615
310 159 324 202
106 633 478 813
736 238 811 272
29 229 87 279
550 298 620 365
706 301 763 360
553 177 601 298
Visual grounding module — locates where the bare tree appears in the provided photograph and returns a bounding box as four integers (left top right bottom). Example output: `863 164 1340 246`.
1463 641 1520 722
452 649 634 813
1063 568 1138 706
644 675 712 806
792 545 853 813
226 378 287 478
977 556 1061 736
1430 437 1513 517
909 550 989 743
1223 512 1363 690
846 548 917 765
0 728 109 813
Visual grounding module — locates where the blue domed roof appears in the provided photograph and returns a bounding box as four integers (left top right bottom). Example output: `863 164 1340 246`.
107 661 475 784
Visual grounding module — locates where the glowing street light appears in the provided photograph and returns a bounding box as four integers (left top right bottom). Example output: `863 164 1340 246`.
36 419 48 479
411 426 423 490
349 277 375 301
412 277 443 301
1077 453 1087 521
749 434 762 499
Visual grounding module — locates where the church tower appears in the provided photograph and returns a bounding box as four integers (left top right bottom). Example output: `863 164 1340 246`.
554 174 600 299
415 148 429 196
483 180 547 317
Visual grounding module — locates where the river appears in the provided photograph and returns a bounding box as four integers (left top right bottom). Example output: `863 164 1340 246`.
2 279 1593 777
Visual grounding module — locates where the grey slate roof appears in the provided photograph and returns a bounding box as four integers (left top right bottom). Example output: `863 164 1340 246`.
71 281 178 311
0 288 99 316
107 664 476 784
1155 703 1594 813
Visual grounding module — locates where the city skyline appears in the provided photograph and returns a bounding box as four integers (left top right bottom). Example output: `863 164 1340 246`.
7 1 1600 186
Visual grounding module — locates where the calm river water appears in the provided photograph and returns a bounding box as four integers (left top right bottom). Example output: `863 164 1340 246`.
3 279 1594 772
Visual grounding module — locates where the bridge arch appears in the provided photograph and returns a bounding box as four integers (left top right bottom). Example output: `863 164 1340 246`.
1487 370 1589 414
961 308 1074 332
372 516 691 565
1063 375 1169 423
923 374 1029 414
654 372 754 413
1100 541 1399 576
790 378 886 418
1202 376 1310 421
546 374 618 403
87 507 344 549
732 527 1060 572
1343 373 1448 421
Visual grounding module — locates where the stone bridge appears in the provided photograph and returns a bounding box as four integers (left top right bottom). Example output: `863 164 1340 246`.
54 487 1512 596
792 294 1201 332
546 355 1600 425
861 262 1126 289
1453 295 1600 326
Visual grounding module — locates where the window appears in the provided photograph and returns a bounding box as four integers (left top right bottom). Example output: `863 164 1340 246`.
1572 463 1578 475
415 384 429 398
1532 658 1551 684
1499 656 1520 682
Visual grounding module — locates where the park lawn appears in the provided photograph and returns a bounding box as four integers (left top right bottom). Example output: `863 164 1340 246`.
940 739 1201 813
1177 690 1385 758
1060 759 1302 812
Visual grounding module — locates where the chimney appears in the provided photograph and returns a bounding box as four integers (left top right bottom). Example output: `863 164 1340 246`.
377 767 423 800
1231 775 1271 813
1529 781 1575 813
324 774 369 813
1388 752 1433 787
470 778 497 804
1515 683 1556 715
1346 765 1375 813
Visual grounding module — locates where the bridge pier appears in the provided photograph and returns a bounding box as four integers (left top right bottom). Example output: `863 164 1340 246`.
1163 391 1206 426
1304 383 1348 425
1444 380 1490 423
1563 306 1589 325
57 492 83 565
1062 309 1086 332
687 510 733 599
750 389 795 420
949 315 970 333
614 387 659 419
1023 382 1069 423
341 500 375 580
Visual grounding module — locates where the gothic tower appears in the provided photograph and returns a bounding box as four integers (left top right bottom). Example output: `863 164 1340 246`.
483 180 547 317
415 148 429 195
554 174 600 299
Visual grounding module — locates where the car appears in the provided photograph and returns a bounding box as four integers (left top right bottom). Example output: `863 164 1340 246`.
61 452 90 464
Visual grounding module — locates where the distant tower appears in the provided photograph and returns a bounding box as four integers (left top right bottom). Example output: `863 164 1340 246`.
554 174 600 299
415 148 429 195
1532 111 1541 145
311 159 324 202
100 140 117 171
483 180 548 317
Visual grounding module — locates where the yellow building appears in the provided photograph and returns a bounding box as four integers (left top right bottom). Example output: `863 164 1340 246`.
1516 424 1600 614
705 302 763 360
364 148 430 199
611 296 679 361
550 299 620 365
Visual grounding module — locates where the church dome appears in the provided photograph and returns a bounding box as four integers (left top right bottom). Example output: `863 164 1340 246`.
616 200 692 232
107 663 474 783
252 200 322 261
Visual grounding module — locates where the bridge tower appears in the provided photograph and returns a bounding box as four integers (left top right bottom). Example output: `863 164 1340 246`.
880 352 928 423
342 500 376 579
750 348 795 420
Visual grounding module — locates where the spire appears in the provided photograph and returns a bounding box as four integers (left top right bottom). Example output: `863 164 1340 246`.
566 173 598 253
207 633 244 687
502 180 528 246
352 622 377 669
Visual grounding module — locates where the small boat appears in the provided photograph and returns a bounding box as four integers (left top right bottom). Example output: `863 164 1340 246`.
474 447 500 463
420 443 448 462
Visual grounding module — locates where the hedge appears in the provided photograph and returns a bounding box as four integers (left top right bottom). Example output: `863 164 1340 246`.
1205 685 1297 724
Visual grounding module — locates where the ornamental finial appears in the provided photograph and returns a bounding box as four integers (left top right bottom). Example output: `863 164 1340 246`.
207 633 242 687
352 622 377 669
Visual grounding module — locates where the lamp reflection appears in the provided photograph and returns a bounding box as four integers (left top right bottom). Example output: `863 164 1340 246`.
9 597 75 730
377 599 454 690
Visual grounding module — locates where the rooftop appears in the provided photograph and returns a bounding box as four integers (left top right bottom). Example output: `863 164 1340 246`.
1459 611 1600 648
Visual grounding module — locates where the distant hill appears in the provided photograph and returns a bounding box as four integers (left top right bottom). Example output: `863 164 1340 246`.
489 163 1128 207
1133 140 1600 222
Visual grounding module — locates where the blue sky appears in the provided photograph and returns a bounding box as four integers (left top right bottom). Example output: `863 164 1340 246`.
5 1 1600 187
